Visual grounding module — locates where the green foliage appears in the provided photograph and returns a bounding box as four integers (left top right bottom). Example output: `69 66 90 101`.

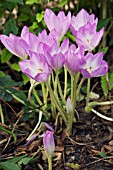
25 0 41 5
0 126 17 143
36 11 44 23
11 63 20 72
101 72 113 97
97 18 110 31
6 0 24 5
22 73 30 85
0 155 31 170
0 75 26 101
0 49 12 63
58 0 68 7
4 20 19 35
99 152 107 158
98 47 108 54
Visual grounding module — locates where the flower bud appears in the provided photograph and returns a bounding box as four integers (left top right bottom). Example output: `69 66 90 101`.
43 131 55 157
66 97 73 114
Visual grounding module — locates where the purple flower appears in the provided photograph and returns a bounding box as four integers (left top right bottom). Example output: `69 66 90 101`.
44 38 69 70
76 23 104 51
80 52 108 78
20 28 55 55
0 32 28 59
65 44 85 74
70 8 98 37
44 8 71 42
43 130 55 157
19 52 52 82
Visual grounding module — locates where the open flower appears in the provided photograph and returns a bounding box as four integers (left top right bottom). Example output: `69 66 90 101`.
65 44 85 74
70 8 98 37
0 32 28 59
76 23 104 51
80 52 108 78
44 8 71 42
43 38 69 71
19 52 52 82
43 131 55 158
20 28 55 55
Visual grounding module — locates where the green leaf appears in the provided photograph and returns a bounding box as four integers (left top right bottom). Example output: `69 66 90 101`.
99 152 107 158
11 63 20 72
0 162 20 170
18 157 31 165
98 47 108 54
101 75 108 97
18 13 29 22
1 49 12 63
101 72 113 97
7 155 27 164
0 126 17 143
22 74 30 85
0 71 5 78
97 18 110 31
0 91 5 99
6 0 24 5
58 0 68 7
36 11 44 23
29 22 38 32
4 20 18 35
26 0 41 5
13 90 27 102
4 92 13 101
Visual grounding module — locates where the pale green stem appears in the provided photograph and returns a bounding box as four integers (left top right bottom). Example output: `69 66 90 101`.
77 77 85 99
64 66 67 99
86 78 91 107
6 90 26 105
48 156 52 170
71 74 74 102
91 108 113 122
99 20 113 50
46 82 67 125
68 75 77 134
57 77 66 104
49 74 56 119
41 82 47 108
32 88 42 106
27 111 42 141
0 103 4 124
88 100 113 108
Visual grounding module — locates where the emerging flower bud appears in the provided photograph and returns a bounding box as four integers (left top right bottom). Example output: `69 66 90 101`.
43 131 55 158
66 97 73 114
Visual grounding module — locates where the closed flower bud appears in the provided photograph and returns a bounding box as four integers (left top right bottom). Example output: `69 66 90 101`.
43 131 55 158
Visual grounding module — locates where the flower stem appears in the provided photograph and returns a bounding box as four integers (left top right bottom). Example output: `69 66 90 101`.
86 78 91 107
64 66 67 99
46 82 67 125
41 82 47 108
0 103 4 124
32 88 42 106
48 156 52 170
91 109 113 121
77 77 85 100
68 74 77 134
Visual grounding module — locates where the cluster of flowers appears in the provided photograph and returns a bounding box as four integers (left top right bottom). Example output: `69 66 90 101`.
0 9 108 81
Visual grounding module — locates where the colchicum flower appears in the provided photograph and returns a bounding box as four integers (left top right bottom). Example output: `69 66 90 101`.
44 8 71 42
0 32 28 59
70 8 98 37
65 44 85 74
80 52 108 78
44 38 69 70
20 27 55 55
76 23 104 51
43 131 55 158
19 52 52 82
